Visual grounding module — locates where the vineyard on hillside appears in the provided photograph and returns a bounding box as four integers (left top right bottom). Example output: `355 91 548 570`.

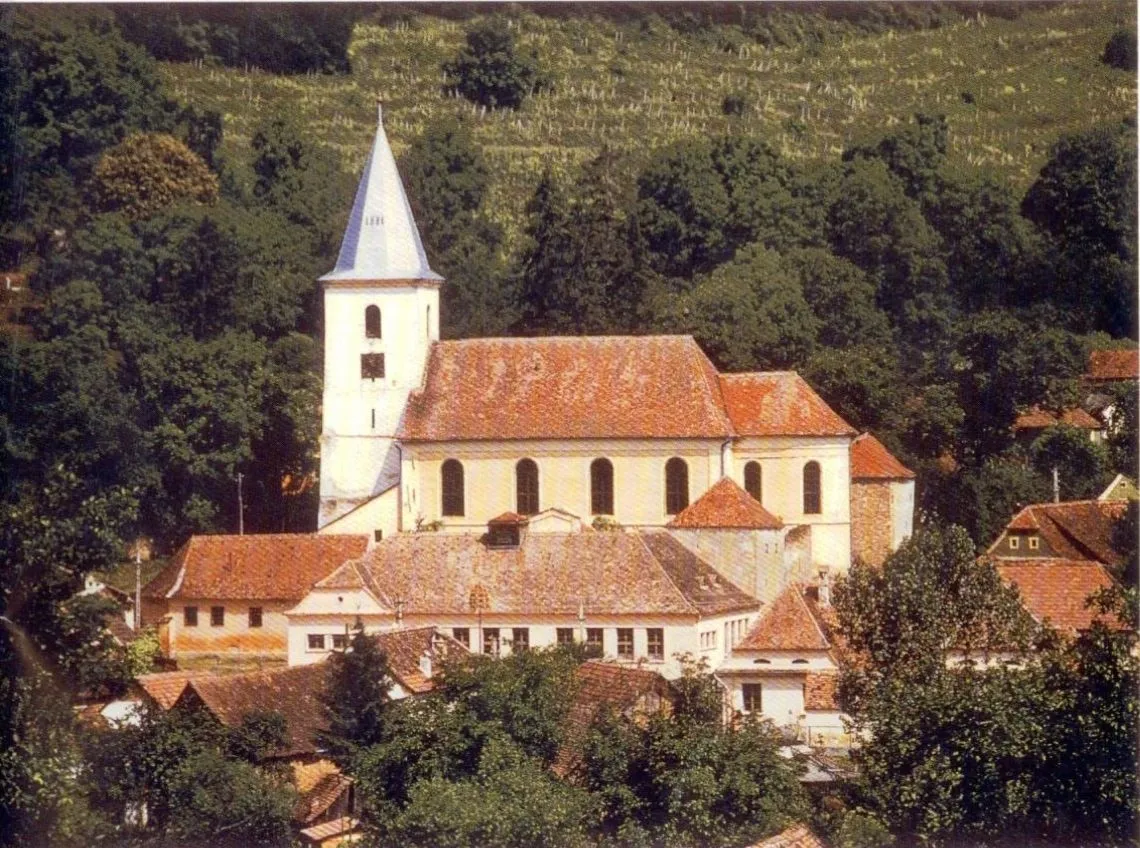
164 1 1135 246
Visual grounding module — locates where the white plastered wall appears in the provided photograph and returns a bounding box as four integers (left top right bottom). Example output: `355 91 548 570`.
891 479 916 551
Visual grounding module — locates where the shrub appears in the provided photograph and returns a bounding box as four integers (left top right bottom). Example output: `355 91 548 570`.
1102 29 1137 71
443 18 550 110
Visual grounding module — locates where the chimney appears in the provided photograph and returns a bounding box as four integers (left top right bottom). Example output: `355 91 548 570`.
419 650 432 679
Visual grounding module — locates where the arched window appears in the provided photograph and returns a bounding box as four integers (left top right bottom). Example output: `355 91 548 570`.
744 461 762 503
590 458 614 515
803 461 821 514
365 305 381 339
516 459 539 516
665 458 689 515
441 459 464 517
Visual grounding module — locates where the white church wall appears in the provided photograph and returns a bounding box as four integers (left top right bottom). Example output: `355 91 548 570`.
404 438 726 530
317 484 400 540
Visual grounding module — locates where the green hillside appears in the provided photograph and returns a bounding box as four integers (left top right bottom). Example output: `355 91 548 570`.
162 2 1135 242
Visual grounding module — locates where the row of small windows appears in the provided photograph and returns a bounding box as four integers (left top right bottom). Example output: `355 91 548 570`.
442 457 679 517
184 606 262 628
442 458 822 517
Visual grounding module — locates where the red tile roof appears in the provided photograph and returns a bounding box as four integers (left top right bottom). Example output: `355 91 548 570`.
179 663 331 757
996 559 1120 633
737 584 831 652
719 372 855 437
804 673 839 711
1012 405 1102 431
143 534 369 602
294 770 353 825
399 336 734 441
553 660 675 777
136 670 214 710
319 530 758 618
668 477 783 530
991 500 1128 567
375 626 468 695
746 824 829 848
850 432 915 480
1087 349 1139 382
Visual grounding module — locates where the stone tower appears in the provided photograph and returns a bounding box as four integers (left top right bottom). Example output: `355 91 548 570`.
318 103 441 528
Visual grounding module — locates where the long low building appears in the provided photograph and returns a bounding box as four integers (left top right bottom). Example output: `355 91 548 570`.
286 512 760 677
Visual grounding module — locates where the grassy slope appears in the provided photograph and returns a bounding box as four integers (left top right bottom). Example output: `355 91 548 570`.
162 2 1135 245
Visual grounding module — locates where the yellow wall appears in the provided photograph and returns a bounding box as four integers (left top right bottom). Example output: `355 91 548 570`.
402 438 726 531
167 600 292 657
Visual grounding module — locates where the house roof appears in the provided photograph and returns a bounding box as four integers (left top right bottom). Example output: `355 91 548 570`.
375 626 468 695
719 372 855 437
745 824 829 848
668 477 783 530
996 559 1120 633
179 663 330 758
737 584 831 652
990 500 1128 567
1099 473 1139 502
320 104 440 285
299 817 360 844
316 530 758 618
1087 348 1139 382
142 534 369 602
294 770 353 825
398 336 734 441
850 433 915 480
136 670 214 710
1012 405 1102 431
552 660 675 777
804 673 839 712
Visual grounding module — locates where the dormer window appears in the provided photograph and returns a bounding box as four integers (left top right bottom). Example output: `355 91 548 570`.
487 513 527 548
365 305 381 338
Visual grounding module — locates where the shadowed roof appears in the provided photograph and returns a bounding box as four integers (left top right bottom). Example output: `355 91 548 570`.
375 626 468 695
851 432 915 480
991 500 1127 567
317 530 758 618
1012 405 1101 431
1087 349 1139 382
399 336 734 441
136 670 214 710
668 477 783 529
745 824 829 848
143 534 369 602
996 559 1120 633
719 372 855 437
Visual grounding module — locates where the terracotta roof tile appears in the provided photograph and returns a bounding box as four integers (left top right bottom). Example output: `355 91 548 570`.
737 584 830 652
803 673 839 711
850 433 915 480
668 477 783 529
991 501 1128 567
143 534 369 602
318 530 759 618
1013 406 1101 431
719 372 855 437
746 823 829 848
136 670 213 710
180 663 330 757
1087 349 1139 382
374 626 468 695
553 660 674 777
399 336 734 441
996 559 1120 633
294 770 352 824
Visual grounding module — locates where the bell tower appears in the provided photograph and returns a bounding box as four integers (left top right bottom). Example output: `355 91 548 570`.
318 102 442 529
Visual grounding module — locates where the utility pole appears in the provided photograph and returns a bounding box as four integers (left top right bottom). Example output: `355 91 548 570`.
134 542 142 631
1053 466 1060 504
236 472 244 535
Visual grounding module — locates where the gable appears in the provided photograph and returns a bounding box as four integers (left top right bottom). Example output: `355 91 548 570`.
719 372 855 437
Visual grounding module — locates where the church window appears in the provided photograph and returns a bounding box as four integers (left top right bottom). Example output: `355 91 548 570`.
441 459 465 517
361 353 385 380
803 461 821 515
426 305 431 337
590 458 614 515
365 305 381 338
744 461 762 503
665 458 689 515
516 459 539 515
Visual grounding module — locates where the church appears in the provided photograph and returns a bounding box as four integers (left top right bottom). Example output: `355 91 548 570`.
314 105 908 578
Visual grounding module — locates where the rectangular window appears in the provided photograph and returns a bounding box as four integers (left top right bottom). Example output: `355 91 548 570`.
452 627 470 649
587 627 604 651
361 353 385 380
307 633 326 651
647 628 664 661
331 633 348 650
483 627 500 656
1009 536 1020 550
742 683 763 713
210 606 224 627
1028 536 1040 550
184 606 198 627
248 607 263 628
700 630 717 651
617 628 634 659
556 627 575 645
512 627 529 652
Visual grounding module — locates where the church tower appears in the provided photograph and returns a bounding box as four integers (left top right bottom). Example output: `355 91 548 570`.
318 103 441 529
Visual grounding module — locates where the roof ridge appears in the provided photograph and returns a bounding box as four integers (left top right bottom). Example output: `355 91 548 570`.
794 583 832 650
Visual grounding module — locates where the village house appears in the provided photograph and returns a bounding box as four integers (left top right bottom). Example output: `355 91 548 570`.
1011 405 1105 445
141 534 369 659
315 105 870 579
848 432 915 567
986 499 1128 568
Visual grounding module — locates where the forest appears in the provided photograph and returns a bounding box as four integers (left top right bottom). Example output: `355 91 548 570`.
0 4 1136 847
